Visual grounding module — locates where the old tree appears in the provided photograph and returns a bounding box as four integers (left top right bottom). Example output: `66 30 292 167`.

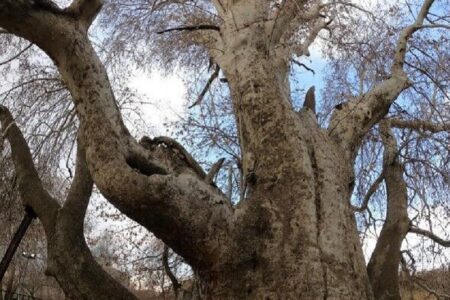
0 0 449 299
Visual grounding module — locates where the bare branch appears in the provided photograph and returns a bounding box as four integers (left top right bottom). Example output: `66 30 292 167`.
157 24 220 34
367 121 409 300
206 157 225 184
413 277 450 299
0 43 32 66
189 64 220 108
162 245 181 296
352 171 384 212
291 59 315 75
271 0 323 44
409 226 450 247
392 0 436 74
328 0 436 156
0 206 36 282
61 135 93 229
65 0 104 27
420 23 450 30
296 17 331 57
0 105 59 231
389 118 450 133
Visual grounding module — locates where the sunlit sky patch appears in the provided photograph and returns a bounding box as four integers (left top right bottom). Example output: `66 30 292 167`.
129 71 187 135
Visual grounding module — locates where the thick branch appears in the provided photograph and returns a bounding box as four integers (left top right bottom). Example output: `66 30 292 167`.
0 1 53 45
392 0 435 74
271 0 322 44
0 0 102 55
389 118 450 133
0 105 59 231
65 0 103 27
408 226 450 247
48 142 138 300
328 0 435 157
328 77 410 158
0 10 199 297
60 136 93 231
0 9 234 268
140 136 206 179
226 165 233 200
296 17 331 57
0 106 135 299
367 122 409 300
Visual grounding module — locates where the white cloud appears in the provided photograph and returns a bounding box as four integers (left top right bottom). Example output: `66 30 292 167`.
129 72 187 135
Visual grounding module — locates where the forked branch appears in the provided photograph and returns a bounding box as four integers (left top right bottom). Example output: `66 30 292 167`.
328 0 436 156
367 121 409 300
392 0 436 74
0 105 59 230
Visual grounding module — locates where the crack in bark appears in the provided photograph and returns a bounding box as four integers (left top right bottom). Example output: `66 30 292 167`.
126 155 167 176
308 143 328 300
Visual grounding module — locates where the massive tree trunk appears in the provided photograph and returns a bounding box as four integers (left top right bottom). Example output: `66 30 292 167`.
0 0 436 299
201 42 372 296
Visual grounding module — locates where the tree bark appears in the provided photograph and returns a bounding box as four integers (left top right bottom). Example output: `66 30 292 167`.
195 52 372 297
0 0 437 298
45 144 138 300
0 107 137 300
367 122 409 300
3 263 15 300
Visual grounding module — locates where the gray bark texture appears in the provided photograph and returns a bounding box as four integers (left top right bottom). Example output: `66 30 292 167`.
367 122 409 300
0 0 437 299
0 107 138 300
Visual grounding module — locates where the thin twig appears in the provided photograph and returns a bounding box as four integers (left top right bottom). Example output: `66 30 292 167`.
0 44 32 66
